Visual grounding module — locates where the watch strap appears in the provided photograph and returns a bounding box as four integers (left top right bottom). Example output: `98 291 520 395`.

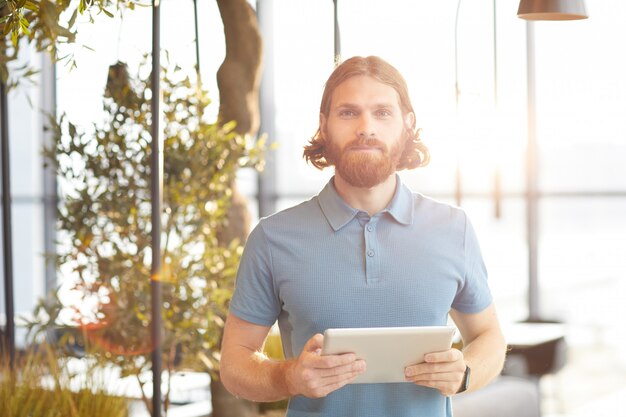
456 365 471 394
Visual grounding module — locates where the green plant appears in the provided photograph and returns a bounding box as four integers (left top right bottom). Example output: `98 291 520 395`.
0 0 141 84
25 55 265 415
0 343 129 417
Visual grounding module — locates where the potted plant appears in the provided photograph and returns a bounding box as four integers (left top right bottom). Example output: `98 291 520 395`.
26 56 265 416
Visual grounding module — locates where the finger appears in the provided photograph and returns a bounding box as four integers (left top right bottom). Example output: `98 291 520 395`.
319 371 363 393
322 366 365 383
307 370 362 398
405 362 445 377
406 361 465 377
317 359 366 377
424 348 462 363
318 367 365 389
303 366 364 398
406 371 460 383
315 352 359 369
409 379 458 395
404 362 427 377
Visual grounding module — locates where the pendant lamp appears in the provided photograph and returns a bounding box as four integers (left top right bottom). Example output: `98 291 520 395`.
517 0 588 20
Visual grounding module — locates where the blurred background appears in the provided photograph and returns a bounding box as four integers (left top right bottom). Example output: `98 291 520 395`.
1 0 625 416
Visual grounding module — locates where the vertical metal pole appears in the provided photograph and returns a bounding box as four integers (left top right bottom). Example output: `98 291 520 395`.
333 0 341 64
151 1 163 416
42 54 58 296
1 79 15 370
256 0 277 218
525 21 540 321
492 0 501 219
453 0 462 208
193 0 201 74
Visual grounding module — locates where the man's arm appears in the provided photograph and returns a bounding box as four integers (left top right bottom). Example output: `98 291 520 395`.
220 313 366 402
404 304 506 396
449 304 506 391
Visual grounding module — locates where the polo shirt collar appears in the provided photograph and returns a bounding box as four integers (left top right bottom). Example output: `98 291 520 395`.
318 174 413 231
318 178 359 231
385 174 414 226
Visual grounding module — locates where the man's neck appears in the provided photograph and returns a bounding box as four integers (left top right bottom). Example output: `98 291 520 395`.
333 173 397 216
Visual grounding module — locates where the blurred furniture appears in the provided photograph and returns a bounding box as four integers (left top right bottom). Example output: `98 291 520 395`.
503 321 568 378
453 376 541 417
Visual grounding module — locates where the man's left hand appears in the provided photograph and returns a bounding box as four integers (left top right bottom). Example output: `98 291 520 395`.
404 348 466 396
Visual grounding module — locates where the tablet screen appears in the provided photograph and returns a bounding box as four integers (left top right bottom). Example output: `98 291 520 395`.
322 326 456 384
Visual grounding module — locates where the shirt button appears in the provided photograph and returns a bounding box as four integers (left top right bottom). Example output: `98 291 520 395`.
366 225 373 232
367 250 375 257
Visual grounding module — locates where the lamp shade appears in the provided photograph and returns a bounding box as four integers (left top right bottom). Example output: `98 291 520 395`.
517 0 588 20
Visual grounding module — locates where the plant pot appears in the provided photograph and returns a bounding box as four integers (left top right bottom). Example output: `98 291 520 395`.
210 377 258 417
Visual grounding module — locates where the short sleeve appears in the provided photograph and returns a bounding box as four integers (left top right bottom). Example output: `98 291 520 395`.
452 213 493 313
228 222 281 326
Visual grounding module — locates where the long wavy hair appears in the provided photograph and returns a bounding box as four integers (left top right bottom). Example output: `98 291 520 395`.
303 56 430 171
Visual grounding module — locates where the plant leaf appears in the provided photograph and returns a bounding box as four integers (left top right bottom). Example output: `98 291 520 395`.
23 0 38 12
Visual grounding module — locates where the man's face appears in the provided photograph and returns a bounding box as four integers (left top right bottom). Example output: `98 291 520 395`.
320 75 415 188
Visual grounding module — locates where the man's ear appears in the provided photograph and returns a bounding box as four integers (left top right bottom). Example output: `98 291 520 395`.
404 112 416 130
319 113 327 139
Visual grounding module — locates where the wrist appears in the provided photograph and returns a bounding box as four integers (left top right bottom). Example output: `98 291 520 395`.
281 359 299 397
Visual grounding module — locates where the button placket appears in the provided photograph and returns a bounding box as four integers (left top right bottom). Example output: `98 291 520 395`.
364 219 380 283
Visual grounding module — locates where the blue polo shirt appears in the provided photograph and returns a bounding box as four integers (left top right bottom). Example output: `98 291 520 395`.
229 175 492 417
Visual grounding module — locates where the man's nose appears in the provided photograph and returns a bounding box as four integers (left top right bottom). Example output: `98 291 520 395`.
356 115 376 138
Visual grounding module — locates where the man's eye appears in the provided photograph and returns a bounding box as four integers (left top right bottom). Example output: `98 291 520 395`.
339 110 356 117
376 110 391 117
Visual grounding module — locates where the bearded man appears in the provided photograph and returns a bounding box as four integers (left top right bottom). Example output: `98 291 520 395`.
219 56 506 417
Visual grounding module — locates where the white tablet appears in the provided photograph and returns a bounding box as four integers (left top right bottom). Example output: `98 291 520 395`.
322 326 456 384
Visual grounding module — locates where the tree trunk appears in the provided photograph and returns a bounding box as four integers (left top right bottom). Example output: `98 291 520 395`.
214 0 262 246
212 1 263 416
216 0 263 136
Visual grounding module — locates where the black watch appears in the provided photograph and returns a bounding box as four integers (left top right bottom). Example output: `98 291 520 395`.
456 365 471 394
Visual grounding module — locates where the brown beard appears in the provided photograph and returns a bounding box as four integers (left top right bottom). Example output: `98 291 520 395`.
325 135 404 188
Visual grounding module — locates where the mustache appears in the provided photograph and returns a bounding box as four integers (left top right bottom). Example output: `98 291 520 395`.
347 137 387 151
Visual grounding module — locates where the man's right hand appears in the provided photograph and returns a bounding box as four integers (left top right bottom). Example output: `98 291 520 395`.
284 333 366 398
